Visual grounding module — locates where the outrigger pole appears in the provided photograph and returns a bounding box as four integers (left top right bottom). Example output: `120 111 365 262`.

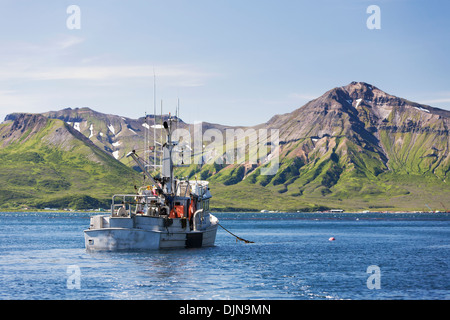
126 150 158 186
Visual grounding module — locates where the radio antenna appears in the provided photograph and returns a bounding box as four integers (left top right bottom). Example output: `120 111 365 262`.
153 68 156 170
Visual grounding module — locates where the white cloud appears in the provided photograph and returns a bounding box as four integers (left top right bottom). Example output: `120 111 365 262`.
57 35 85 49
0 35 216 86
0 35 221 122
0 90 38 109
0 90 49 122
287 92 318 101
0 60 216 87
414 91 450 109
419 98 450 105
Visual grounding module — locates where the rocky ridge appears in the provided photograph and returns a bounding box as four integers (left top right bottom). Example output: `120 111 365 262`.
2 82 449 211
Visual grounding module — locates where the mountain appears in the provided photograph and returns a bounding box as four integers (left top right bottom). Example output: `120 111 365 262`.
5 107 147 164
5 107 234 170
2 82 449 212
264 81 450 181
0 113 141 210
177 82 450 211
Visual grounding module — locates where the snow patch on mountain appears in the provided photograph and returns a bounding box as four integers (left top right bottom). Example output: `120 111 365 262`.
108 124 116 135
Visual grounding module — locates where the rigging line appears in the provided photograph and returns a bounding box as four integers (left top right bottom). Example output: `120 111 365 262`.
217 223 254 244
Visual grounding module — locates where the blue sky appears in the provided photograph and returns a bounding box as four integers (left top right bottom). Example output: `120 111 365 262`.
0 0 449 126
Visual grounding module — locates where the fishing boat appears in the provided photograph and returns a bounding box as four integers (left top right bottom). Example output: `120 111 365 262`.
84 116 219 250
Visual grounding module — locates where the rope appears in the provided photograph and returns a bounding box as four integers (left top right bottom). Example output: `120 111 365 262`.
218 223 254 244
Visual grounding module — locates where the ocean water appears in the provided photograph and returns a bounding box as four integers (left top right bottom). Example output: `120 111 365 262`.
0 211 448 300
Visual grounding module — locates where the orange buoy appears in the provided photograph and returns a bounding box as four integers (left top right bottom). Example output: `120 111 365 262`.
329 237 336 241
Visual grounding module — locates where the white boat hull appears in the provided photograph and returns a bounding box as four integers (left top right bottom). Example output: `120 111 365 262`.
84 214 218 251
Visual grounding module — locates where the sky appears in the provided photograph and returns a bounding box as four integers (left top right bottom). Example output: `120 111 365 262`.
0 0 449 126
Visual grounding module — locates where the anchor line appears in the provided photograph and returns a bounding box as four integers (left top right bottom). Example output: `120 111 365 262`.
218 223 254 244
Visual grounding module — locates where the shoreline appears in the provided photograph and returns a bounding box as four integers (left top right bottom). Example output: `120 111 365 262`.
0 209 449 214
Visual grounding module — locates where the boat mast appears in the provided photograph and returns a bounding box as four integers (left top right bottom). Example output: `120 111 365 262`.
160 100 163 171
161 115 178 194
153 70 157 171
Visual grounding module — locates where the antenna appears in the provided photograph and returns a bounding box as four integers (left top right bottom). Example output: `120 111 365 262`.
153 68 156 170
144 112 148 164
176 98 180 131
160 99 163 168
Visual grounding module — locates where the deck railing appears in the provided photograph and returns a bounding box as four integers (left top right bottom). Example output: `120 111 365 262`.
111 194 159 216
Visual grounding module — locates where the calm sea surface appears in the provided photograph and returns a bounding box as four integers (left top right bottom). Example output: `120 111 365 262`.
0 211 448 300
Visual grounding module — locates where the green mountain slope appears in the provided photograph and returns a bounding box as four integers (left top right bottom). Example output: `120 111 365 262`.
0 114 141 210
175 82 450 212
2 82 449 212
